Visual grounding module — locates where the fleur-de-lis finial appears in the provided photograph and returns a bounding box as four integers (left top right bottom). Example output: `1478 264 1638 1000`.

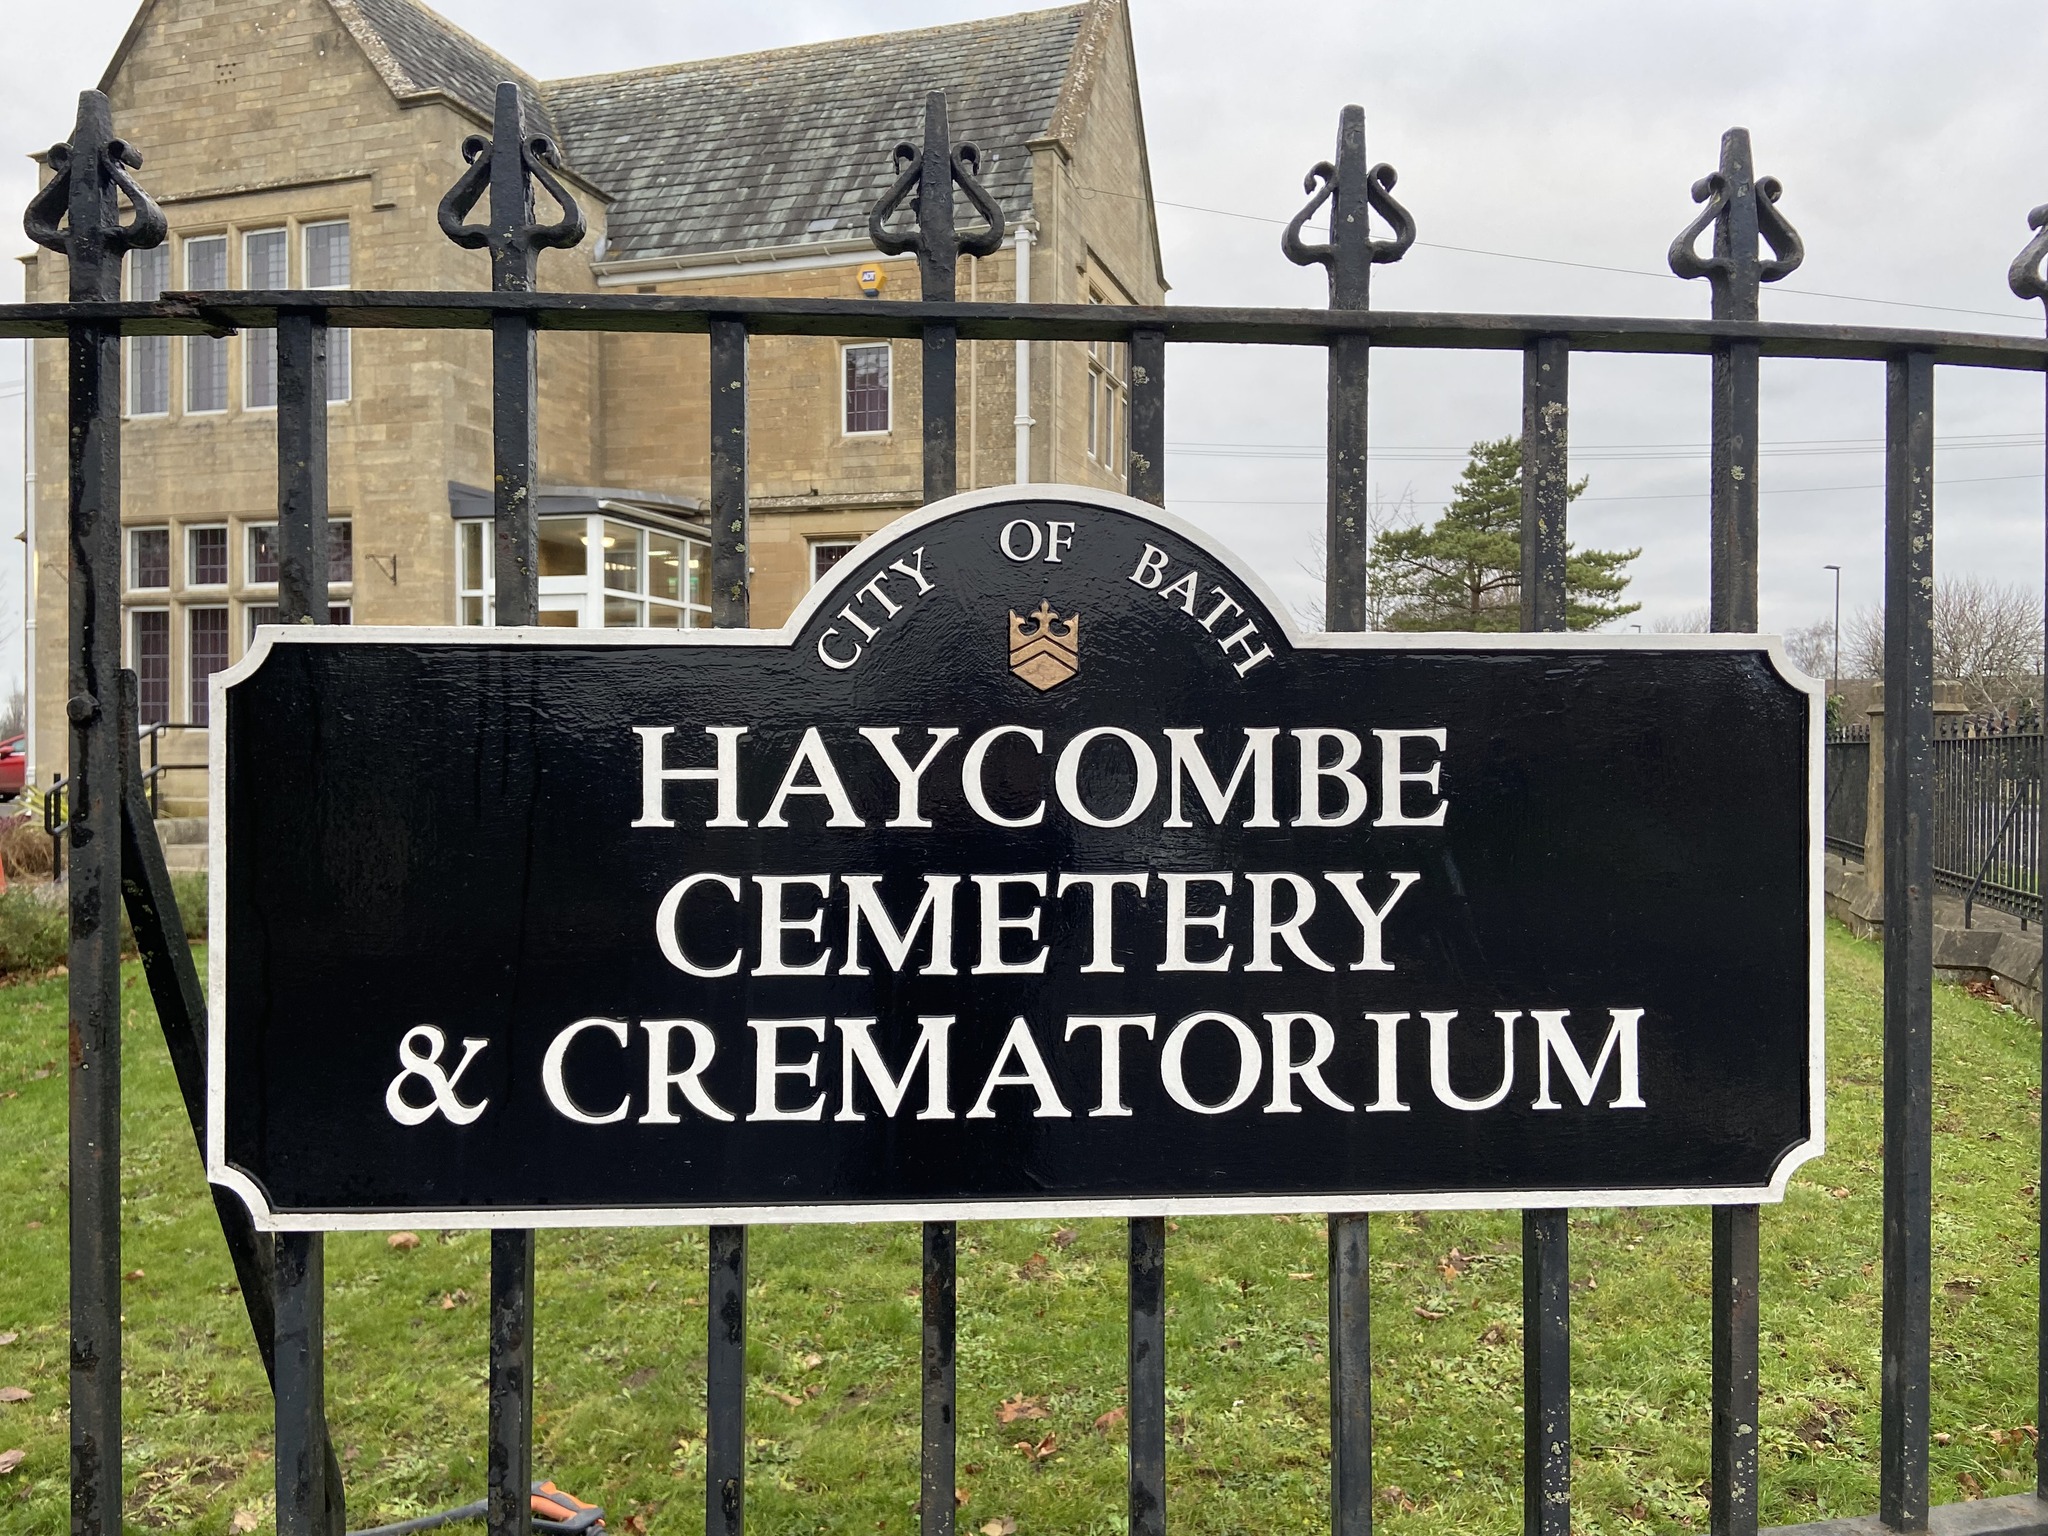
1667 127 1803 323
24 90 167 303
1281 105 1414 310
2007 203 2048 315
868 90 1006 303
438 81 586 292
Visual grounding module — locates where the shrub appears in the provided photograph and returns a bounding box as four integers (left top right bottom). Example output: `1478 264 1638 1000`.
0 814 53 879
0 870 206 977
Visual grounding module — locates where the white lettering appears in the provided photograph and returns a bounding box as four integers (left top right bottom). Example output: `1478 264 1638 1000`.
541 1017 631 1125
817 628 861 670
972 873 1050 974
858 726 960 827
1245 872 1333 972
966 1017 1071 1118
1292 729 1369 827
1160 872 1233 972
1364 1012 1410 1112
1161 1011 1261 1115
999 519 1044 561
655 872 744 977
1264 1012 1354 1113
1054 726 1158 828
1163 728 1278 828
887 547 936 594
760 727 865 829
633 725 747 829
640 1019 732 1123
835 1016 954 1121
1374 728 1449 827
1532 1009 1646 1109
1046 521 1076 562
755 874 832 976
748 1018 828 1121
1426 1010 1517 1112
1129 543 1172 589
1064 1015 1157 1116
961 725 1045 828
842 875 959 976
1322 871 1421 971
1055 872 1148 973
384 1025 489 1127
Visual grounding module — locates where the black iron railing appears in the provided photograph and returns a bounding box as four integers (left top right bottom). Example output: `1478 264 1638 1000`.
10 80 2048 1536
1933 724 2042 927
1826 725 1870 859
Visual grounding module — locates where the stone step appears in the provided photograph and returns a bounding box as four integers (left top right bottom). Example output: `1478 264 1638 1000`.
154 817 207 845
161 841 209 874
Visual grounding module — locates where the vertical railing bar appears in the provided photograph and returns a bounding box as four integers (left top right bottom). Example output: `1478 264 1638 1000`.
275 1232 332 1536
487 1231 536 1536
2038 333 2047 1500
1518 336 1572 1536
921 1221 958 1536
709 318 750 627
276 310 330 626
1126 325 1169 1536
1880 350 1936 1534
1710 1207 1761 1536
1328 1214 1371 1536
707 1226 747 1536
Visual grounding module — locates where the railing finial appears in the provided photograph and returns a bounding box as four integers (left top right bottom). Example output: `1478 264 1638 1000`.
2006 202 2048 312
437 80 586 293
1281 104 1414 310
868 89 1007 303
1667 126 1803 323
23 89 166 303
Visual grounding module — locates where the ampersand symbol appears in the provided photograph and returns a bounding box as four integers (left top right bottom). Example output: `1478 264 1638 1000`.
384 1025 491 1126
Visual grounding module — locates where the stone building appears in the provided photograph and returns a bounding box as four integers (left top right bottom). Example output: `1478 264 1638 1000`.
21 0 1166 805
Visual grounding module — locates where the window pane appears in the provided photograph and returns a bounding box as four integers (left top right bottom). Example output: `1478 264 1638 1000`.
133 611 170 728
602 521 642 592
305 223 350 288
646 603 682 629
324 329 351 403
186 238 229 412
130 529 169 590
129 250 171 416
246 604 281 643
130 245 168 303
811 541 855 586
604 595 643 627
188 526 227 586
249 525 279 584
539 609 579 628
247 331 278 409
328 605 351 625
189 608 229 725
844 345 890 433
648 534 681 602
460 522 484 591
539 517 586 579
1105 385 1118 470
685 540 707 608
329 519 353 584
246 229 288 288
1087 373 1099 457
186 237 227 290
461 595 484 626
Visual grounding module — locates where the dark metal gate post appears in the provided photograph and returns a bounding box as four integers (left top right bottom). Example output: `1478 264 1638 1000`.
1519 335 1573 1536
438 79 585 1536
1879 351 1936 1533
276 310 330 626
1282 106 1414 1536
2004 207 2048 1503
871 90 1004 1536
1671 127 1801 1536
22 87 166 1536
275 1232 333 1536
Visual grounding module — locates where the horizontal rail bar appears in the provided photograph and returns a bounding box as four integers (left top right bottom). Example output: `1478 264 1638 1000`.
6 293 2048 369
1767 1493 2048 1536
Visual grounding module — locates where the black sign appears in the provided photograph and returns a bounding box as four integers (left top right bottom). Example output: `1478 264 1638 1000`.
208 488 1822 1229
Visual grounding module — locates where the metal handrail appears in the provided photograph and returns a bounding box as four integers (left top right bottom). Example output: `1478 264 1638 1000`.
137 719 207 817
42 771 66 880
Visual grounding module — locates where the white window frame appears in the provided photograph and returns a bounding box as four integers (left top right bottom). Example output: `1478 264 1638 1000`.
456 519 494 626
461 513 710 628
127 247 171 419
185 523 230 591
184 235 231 415
304 220 352 403
127 527 171 592
186 604 231 727
841 342 892 437
810 539 858 588
246 523 280 590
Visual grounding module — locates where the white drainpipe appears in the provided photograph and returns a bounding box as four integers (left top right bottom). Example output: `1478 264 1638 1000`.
1013 225 1036 483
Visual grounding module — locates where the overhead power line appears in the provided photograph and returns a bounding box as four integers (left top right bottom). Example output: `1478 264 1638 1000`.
1170 471 2041 510
1168 431 2048 465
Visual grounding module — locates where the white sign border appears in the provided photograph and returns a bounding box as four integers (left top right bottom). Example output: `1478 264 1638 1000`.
207 482 1827 1232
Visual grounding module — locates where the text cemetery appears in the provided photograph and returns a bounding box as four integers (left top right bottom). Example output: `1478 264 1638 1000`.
211 489 1820 1226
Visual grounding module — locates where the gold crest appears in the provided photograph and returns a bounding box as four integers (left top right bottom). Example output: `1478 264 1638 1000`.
1008 601 1080 690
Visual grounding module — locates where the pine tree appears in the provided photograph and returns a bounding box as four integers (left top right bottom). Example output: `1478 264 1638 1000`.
1366 436 1640 631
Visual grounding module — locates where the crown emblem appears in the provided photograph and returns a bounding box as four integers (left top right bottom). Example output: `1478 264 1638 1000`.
1008 601 1080 691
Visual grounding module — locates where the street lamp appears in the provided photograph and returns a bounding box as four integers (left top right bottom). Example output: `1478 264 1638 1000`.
1823 563 1842 711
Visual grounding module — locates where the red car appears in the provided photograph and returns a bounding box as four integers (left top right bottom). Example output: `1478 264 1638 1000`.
0 735 25 801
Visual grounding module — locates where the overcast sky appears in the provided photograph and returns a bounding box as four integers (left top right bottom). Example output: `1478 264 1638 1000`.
5 0 2048 684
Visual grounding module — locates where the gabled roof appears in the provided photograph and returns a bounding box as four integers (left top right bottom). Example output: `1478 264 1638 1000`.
327 0 562 144
543 6 1088 265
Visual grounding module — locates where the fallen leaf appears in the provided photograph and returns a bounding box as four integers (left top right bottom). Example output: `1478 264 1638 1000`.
229 1510 261 1534
804 1383 822 1399
1944 1278 1981 1299
1288 1271 1314 1281
1414 1306 1447 1321
767 1388 803 1408
1094 1407 1126 1434
23 1222 40 1231
438 1288 471 1310
1379 1485 1417 1514
1828 1188 1851 1200
1218 1337 1242 1351
343 1446 361 1463
802 1352 824 1370
0 1388 29 1403
1478 1324 1509 1347
1012 1431 1058 1462
123 1269 145 1282
1936 1432 1953 1445
0 1334 16 1348
981 1519 1017 1536
1165 1221 1179 1233
1960 1471 1985 1500
998 1394 1049 1424
1051 1227 1076 1250
387 1232 421 1251
0 1449 22 1476
623 1518 649 1535
1 1091 15 1100
1016 1252 1049 1281
954 1488 970 1508
28 1069 49 1081
624 1366 658 1390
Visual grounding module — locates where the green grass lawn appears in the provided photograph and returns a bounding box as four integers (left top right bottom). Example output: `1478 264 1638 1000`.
0 921 2039 1535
